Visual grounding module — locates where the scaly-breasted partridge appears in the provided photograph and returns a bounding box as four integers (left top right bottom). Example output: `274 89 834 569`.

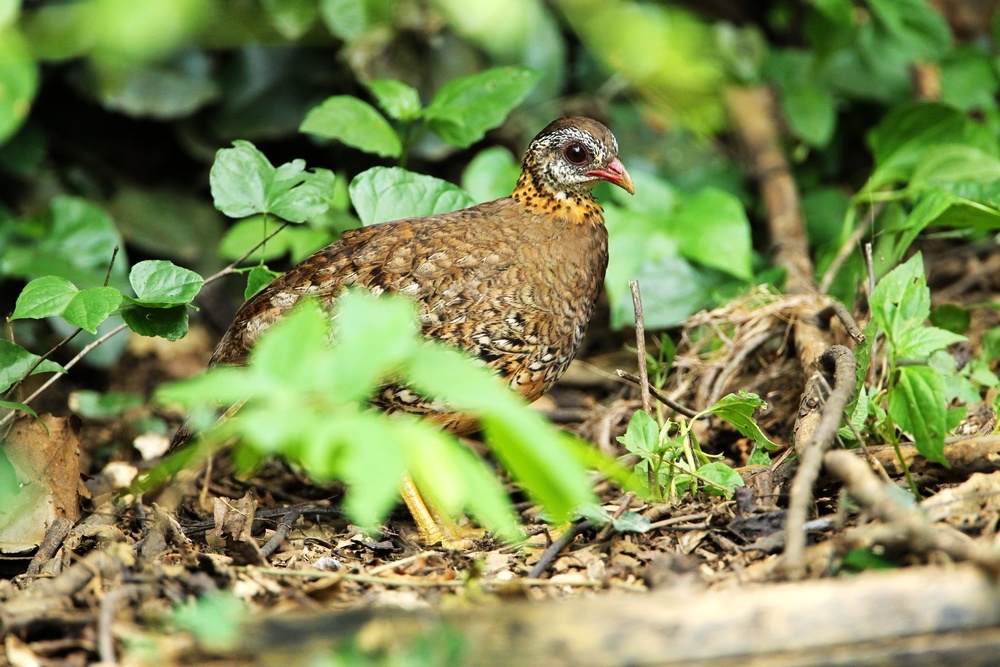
181 116 634 544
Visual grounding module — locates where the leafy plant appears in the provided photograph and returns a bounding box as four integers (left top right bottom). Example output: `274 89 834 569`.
155 291 598 535
845 253 970 492
618 392 775 500
300 66 540 165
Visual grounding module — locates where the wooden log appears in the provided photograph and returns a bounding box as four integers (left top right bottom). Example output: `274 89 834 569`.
246 564 1000 665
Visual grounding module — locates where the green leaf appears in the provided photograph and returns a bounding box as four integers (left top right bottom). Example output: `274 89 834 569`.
172 593 248 653
0 399 38 418
300 96 401 158
0 196 126 289
365 79 422 121
120 304 189 340
0 27 38 144
0 340 65 394
245 265 279 300
126 259 204 307
210 140 330 222
618 410 659 458
11 276 122 333
349 166 475 226
895 326 965 361
671 188 753 280
612 511 652 533
696 461 745 493
865 103 968 192
702 391 778 450
870 252 930 347
261 0 316 39
911 145 1000 189
70 390 144 420
461 146 521 202
888 365 948 466
424 67 540 148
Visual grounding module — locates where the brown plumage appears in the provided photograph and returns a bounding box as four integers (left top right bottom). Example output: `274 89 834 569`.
193 116 633 438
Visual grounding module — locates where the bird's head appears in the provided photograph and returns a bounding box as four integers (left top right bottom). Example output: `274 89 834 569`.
522 116 635 198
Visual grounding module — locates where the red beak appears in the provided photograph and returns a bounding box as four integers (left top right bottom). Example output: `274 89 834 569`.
587 157 635 195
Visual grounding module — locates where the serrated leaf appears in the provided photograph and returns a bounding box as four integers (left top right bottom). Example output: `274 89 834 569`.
300 96 401 158
120 304 189 340
210 141 330 222
870 252 930 346
210 140 272 218
365 79 422 121
424 67 539 147
349 166 475 226
618 410 659 457
0 340 65 393
127 259 204 306
702 391 777 450
11 276 122 333
888 365 948 466
895 326 965 360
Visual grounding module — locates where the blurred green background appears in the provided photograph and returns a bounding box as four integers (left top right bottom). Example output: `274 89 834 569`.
1 0 998 344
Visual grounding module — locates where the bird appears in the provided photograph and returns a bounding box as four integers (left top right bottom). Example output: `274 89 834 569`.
177 116 634 546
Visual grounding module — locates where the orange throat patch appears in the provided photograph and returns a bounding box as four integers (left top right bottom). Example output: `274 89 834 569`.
511 172 605 227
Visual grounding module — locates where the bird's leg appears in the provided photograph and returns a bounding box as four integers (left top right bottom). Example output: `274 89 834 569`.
398 473 483 550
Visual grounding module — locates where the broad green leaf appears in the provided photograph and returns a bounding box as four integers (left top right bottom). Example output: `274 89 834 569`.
349 166 475 226
403 420 519 539
249 298 332 392
318 0 383 42
120 304 188 340
327 291 420 399
172 593 247 654
461 146 521 202
0 340 65 393
618 410 660 457
783 83 836 147
332 414 407 528
895 326 965 360
888 365 948 465
11 276 122 333
870 252 930 346
696 461 745 493
365 79 422 122
867 0 951 61
244 265 279 299
126 259 204 307
94 50 219 120
671 188 753 280
865 103 967 192
702 391 777 450
70 390 144 420
300 96 401 158
210 141 330 222
911 145 1000 189
218 216 290 262
267 160 334 223
210 140 272 218
424 67 539 148
0 27 38 144
0 196 126 289
262 0 316 39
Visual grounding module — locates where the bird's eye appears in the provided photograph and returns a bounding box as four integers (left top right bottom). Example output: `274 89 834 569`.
563 141 590 165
